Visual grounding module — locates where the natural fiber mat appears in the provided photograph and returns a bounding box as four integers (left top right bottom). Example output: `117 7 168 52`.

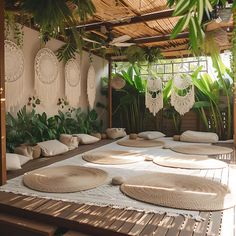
117 138 164 148
121 172 236 211
153 154 228 169
23 165 108 193
83 150 145 165
171 144 233 156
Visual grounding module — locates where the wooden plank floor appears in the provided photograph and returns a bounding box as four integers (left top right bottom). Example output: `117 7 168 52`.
0 167 235 235
1 141 235 235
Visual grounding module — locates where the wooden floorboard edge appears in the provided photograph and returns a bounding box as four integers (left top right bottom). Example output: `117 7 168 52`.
0 202 128 236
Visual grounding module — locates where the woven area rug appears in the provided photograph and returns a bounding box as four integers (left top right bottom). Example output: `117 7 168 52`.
171 144 233 155
117 138 164 148
1 138 234 218
121 172 236 211
153 154 228 169
83 150 145 165
23 165 108 193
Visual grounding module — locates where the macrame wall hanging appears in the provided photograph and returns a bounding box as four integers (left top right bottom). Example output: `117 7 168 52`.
87 63 96 109
145 78 163 116
34 48 59 104
65 58 81 108
4 40 24 111
171 76 195 115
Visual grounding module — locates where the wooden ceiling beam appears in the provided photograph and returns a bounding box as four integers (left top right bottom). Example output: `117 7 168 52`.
133 32 189 44
75 9 175 31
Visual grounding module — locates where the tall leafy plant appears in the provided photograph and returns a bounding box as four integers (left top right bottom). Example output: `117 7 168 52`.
191 67 233 139
112 65 147 133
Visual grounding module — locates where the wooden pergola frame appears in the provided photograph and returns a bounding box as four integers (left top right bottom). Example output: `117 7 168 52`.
0 0 6 186
0 1 235 186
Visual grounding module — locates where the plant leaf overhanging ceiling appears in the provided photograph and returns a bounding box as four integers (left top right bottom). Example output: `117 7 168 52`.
167 0 232 55
9 0 96 61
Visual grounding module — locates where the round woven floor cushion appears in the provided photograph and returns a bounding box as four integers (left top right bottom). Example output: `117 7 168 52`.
121 172 236 211
171 144 233 156
117 138 164 148
23 165 108 193
153 154 228 169
83 150 145 165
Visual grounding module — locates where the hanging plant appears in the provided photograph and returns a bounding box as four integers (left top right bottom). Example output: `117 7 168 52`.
143 47 163 65
125 45 163 66
4 11 24 47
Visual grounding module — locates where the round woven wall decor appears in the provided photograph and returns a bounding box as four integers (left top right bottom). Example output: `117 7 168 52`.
65 58 81 107
87 64 96 109
65 59 80 87
35 48 58 84
4 40 24 82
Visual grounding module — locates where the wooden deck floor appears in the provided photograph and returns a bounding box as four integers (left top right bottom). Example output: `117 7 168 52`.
0 141 235 235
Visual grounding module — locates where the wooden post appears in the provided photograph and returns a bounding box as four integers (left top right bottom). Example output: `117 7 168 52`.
108 60 112 128
233 8 236 146
0 0 7 185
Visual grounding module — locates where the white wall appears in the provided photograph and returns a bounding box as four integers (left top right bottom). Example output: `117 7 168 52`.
8 26 108 129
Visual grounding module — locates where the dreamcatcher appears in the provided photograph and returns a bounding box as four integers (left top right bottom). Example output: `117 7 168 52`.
87 63 96 109
145 77 163 116
171 76 195 115
4 40 24 111
65 58 81 107
34 48 59 104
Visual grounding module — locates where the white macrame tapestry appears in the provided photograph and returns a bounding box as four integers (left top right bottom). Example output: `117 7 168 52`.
4 40 24 111
34 48 59 104
145 78 163 116
171 76 195 115
65 58 81 108
87 64 96 109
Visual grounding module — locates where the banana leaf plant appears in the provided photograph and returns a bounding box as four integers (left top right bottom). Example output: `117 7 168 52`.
112 65 147 133
167 0 231 55
191 66 233 139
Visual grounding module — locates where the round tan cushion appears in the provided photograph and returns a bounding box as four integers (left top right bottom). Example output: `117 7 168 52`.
153 154 228 169
171 144 233 156
121 172 236 211
117 138 164 148
83 150 145 165
23 165 108 193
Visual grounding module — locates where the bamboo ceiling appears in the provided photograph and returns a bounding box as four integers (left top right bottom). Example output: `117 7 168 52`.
76 0 233 59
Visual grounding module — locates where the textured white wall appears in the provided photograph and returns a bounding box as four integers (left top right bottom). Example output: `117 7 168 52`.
7 26 108 128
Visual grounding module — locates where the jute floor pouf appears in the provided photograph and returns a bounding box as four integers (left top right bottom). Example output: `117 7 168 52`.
120 172 236 211
171 144 233 156
83 150 145 165
153 154 228 169
117 138 164 148
23 165 108 193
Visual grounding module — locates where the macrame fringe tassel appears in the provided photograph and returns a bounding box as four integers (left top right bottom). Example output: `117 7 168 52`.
65 82 80 108
35 76 59 105
145 78 163 116
5 77 23 112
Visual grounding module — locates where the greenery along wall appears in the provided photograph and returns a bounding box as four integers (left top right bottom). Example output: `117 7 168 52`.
6 106 103 152
111 60 233 140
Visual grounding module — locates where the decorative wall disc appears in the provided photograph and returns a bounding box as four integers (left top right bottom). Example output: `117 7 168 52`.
145 78 163 116
65 58 81 107
87 64 96 109
171 76 195 115
4 40 24 82
65 59 80 87
35 48 58 84
34 48 59 104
